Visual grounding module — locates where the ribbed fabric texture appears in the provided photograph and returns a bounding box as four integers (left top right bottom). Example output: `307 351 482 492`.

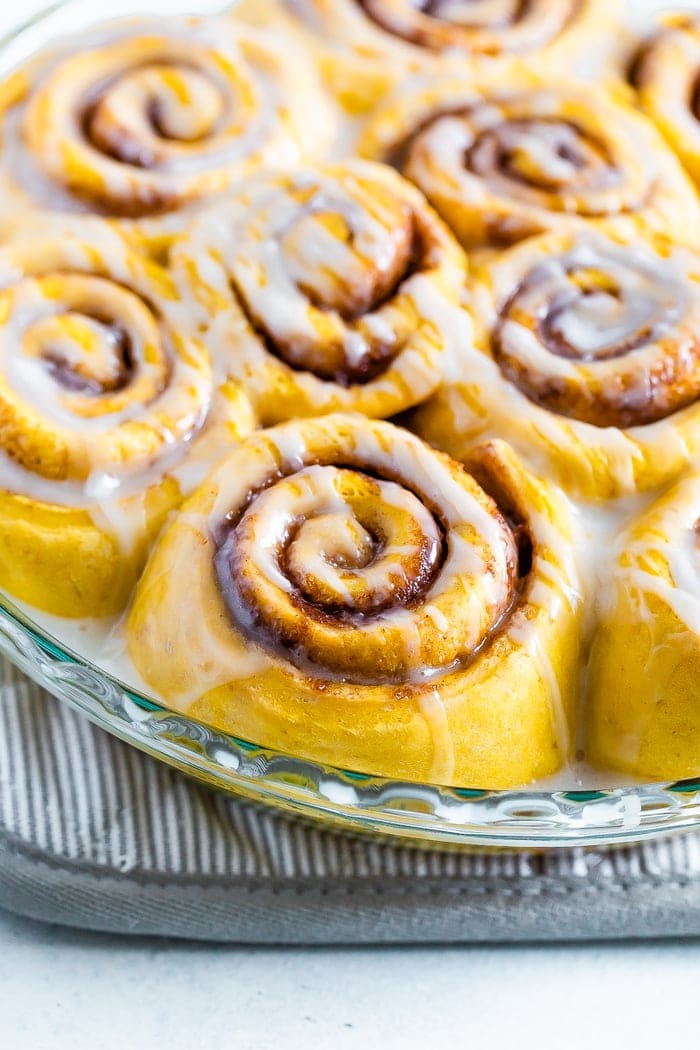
2 655 700 943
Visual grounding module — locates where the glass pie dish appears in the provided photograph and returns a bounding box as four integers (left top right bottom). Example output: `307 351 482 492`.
1 0 700 851
2 592 700 850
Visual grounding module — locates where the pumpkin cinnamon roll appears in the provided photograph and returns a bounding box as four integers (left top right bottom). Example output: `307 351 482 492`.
127 414 581 788
0 220 254 618
630 15 700 189
172 160 468 424
413 229 700 499
235 0 613 112
0 14 330 223
360 81 700 247
588 472 700 781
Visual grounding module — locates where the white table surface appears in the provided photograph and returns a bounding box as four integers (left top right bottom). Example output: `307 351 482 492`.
0 904 697 1050
1 2 699 1047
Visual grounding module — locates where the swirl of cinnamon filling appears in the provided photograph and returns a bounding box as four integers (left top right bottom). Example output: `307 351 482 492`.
173 160 467 422
491 233 700 428
127 414 582 786
208 416 521 682
2 18 328 218
356 0 584 54
360 84 700 246
0 226 211 482
412 227 700 498
631 16 700 188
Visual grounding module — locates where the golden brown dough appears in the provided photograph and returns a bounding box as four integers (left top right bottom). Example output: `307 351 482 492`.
588 471 700 781
360 79 700 247
0 219 254 616
0 15 332 222
171 159 468 423
128 414 582 788
235 0 619 111
631 14 700 189
413 227 700 498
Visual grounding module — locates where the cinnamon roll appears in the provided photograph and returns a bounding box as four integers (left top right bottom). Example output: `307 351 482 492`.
172 160 468 424
588 472 700 780
0 15 330 222
413 229 700 498
235 0 613 111
631 15 700 189
360 81 700 247
128 414 581 788
0 220 254 617
343 0 587 53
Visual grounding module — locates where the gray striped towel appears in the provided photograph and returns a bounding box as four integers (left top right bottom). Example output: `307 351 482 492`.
2 655 700 943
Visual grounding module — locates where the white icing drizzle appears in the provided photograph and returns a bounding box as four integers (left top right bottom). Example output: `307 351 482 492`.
173 160 466 419
0 221 257 558
243 463 439 607
612 474 700 638
293 0 584 57
211 414 517 677
418 687 456 785
430 229 700 496
0 15 331 221
403 89 654 219
441 340 667 491
505 483 581 762
490 232 700 435
634 15 700 157
584 474 700 766
498 236 691 360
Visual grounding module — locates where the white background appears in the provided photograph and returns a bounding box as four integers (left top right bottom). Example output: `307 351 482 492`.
1 2 699 1047
0 905 698 1050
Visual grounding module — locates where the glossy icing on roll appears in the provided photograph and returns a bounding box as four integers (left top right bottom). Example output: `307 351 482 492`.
128 415 581 787
360 81 700 246
211 420 518 682
355 0 584 53
492 237 700 427
588 472 700 779
412 228 700 498
0 16 331 220
232 0 616 114
614 481 700 635
0 218 254 616
173 160 469 422
631 15 700 188
0 223 209 491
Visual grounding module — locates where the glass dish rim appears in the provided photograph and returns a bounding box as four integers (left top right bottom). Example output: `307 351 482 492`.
2 593 700 850
1 0 700 849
